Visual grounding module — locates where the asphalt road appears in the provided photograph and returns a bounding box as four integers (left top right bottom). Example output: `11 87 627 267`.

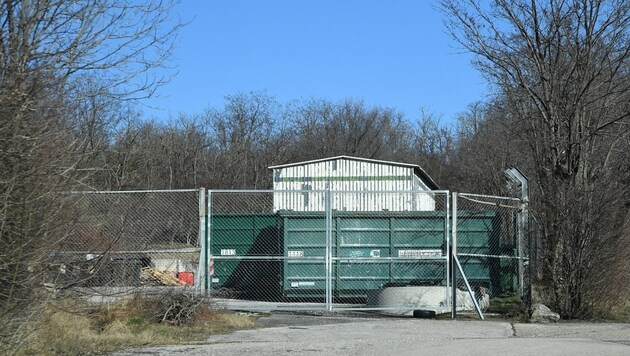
113 313 630 355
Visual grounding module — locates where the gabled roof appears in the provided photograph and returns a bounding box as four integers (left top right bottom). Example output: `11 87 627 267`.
268 155 439 190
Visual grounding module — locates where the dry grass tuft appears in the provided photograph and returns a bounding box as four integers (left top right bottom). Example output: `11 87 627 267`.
9 293 255 355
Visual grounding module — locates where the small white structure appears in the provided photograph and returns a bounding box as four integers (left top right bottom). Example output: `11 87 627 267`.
269 156 439 212
366 286 489 316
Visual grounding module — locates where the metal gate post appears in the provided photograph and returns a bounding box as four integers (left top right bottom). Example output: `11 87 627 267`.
325 189 333 311
451 192 458 318
206 190 212 293
445 191 450 309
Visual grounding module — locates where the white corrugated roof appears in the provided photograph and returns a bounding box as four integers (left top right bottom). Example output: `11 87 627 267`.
268 155 439 189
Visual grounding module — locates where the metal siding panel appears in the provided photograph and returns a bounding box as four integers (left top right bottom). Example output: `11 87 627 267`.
272 157 434 212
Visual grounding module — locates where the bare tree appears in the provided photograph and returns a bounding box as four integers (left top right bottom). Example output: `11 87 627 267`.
205 91 286 188
286 99 415 162
442 0 630 317
411 109 456 185
0 0 180 348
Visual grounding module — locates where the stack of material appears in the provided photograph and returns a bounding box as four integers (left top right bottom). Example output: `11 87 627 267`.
141 267 187 286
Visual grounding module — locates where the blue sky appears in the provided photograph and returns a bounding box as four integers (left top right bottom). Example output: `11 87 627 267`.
144 1 488 123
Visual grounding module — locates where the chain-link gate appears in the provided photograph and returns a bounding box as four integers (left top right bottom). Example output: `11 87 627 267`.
329 191 450 313
451 192 529 317
48 189 204 293
207 190 451 314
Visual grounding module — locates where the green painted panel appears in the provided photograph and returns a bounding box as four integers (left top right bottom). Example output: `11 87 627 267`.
285 262 326 277
456 218 494 232
284 231 327 246
458 257 491 280
392 217 445 230
392 231 444 247
285 217 326 229
337 280 390 294
338 231 389 245
285 261 327 298
209 214 281 292
212 260 239 285
338 218 389 230
337 262 389 276
211 232 255 247
284 212 446 299
457 232 493 246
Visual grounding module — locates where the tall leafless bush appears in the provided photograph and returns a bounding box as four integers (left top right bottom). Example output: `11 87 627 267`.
0 0 180 348
442 0 630 317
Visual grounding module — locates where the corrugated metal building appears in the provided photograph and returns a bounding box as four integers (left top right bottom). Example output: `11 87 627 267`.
269 156 439 212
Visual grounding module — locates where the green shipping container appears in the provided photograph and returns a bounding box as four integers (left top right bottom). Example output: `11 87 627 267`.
209 210 504 301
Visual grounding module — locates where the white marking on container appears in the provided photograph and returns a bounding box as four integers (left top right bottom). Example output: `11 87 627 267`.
398 249 442 257
288 250 304 257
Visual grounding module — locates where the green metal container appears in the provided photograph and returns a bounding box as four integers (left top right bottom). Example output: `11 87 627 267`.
208 210 504 300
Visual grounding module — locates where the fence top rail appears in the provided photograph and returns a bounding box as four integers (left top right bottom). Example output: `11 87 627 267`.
208 189 451 194
457 192 522 202
277 210 450 217
66 189 201 194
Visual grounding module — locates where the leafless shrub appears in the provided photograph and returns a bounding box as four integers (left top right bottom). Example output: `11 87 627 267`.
129 289 214 326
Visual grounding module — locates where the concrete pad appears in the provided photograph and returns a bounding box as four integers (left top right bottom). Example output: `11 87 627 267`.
112 315 630 356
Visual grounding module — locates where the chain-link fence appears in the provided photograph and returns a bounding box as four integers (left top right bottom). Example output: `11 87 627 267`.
47 190 203 292
452 192 529 313
45 188 530 317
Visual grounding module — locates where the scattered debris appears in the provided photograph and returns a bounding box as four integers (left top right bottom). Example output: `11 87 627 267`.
141 267 187 286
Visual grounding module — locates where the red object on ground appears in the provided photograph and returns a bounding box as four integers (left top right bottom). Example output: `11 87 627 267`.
177 272 194 285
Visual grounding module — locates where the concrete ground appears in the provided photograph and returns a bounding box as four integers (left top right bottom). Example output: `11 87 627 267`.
112 312 630 355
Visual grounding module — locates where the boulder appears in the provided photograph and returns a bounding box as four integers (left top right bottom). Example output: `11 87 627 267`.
530 303 560 323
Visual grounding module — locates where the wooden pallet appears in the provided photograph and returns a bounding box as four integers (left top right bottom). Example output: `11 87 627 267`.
141 267 187 286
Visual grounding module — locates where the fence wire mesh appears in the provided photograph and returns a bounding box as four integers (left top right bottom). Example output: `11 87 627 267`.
48 190 202 292
453 193 528 311
44 188 530 317
208 191 293 309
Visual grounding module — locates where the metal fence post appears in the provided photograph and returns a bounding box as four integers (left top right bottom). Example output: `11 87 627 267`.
196 191 202 290
520 201 532 311
517 205 524 299
195 188 207 292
